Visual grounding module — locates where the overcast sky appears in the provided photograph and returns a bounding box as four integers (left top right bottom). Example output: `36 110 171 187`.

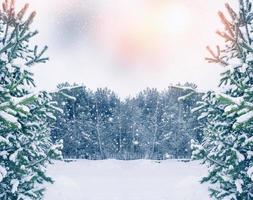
17 0 237 97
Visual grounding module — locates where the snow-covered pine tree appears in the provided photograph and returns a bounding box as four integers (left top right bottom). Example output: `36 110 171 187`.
192 1 253 199
0 1 62 199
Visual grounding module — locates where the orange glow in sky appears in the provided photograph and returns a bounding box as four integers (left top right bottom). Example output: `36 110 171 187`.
94 1 192 67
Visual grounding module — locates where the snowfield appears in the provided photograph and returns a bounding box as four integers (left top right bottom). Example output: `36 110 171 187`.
45 160 210 200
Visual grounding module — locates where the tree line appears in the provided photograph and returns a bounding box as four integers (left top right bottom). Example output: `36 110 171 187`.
51 82 203 160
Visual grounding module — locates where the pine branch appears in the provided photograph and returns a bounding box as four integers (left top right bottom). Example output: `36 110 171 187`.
240 0 252 44
205 46 228 66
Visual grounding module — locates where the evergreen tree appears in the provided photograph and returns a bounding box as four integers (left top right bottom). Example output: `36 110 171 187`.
0 1 62 199
136 88 161 159
118 98 142 159
192 1 253 199
93 88 115 159
51 84 97 159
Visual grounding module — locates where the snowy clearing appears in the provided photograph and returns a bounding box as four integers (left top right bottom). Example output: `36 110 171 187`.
45 160 210 200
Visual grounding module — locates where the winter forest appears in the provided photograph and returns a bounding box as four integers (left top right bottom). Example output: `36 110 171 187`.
51 82 202 160
1 0 253 200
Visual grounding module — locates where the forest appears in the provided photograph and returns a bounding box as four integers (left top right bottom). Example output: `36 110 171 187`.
50 83 203 160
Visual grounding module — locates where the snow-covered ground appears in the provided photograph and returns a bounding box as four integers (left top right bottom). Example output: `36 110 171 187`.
45 160 210 200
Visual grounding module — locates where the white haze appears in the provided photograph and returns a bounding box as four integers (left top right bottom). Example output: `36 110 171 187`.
17 0 237 97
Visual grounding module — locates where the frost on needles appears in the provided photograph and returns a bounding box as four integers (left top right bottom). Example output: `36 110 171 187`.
191 1 253 200
0 1 62 200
